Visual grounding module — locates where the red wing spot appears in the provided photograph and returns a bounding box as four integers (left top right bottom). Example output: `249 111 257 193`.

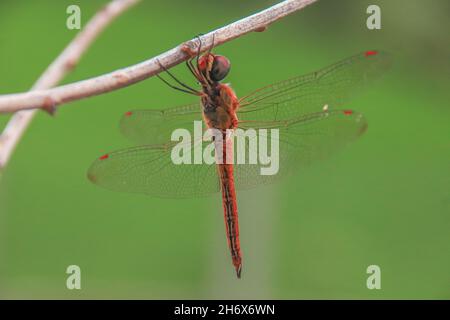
124 111 133 117
99 154 109 160
365 50 378 57
343 110 353 115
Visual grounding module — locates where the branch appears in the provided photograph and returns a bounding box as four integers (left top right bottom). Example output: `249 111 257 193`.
0 0 317 114
0 0 140 169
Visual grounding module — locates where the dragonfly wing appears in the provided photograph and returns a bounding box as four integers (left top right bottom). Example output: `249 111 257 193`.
87 140 221 198
119 102 202 145
91 51 385 197
88 110 366 197
237 50 391 122
233 109 367 190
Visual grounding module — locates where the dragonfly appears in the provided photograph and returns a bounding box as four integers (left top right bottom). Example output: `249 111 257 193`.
87 41 390 279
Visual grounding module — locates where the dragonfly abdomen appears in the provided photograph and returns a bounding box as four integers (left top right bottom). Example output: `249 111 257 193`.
218 159 242 278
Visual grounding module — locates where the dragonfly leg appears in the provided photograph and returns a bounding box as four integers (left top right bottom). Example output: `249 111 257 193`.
156 74 199 95
206 33 215 56
186 59 201 82
195 35 203 69
195 36 210 85
156 59 201 95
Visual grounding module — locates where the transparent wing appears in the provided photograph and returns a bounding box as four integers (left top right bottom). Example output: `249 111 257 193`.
237 50 391 122
87 109 366 197
90 51 387 197
88 139 220 198
119 102 202 145
118 51 390 146
234 109 367 190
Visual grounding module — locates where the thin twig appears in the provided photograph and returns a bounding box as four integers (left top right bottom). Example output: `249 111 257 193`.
0 0 140 169
0 0 317 114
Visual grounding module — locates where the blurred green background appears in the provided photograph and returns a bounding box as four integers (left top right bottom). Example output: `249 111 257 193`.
0 0 449 299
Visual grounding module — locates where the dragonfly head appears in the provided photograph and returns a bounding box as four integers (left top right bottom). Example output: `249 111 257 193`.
198 53 230 82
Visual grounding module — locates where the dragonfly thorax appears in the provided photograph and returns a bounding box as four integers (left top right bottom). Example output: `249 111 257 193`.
201 83 239 131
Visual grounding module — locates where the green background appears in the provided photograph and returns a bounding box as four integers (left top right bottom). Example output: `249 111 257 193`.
0 0 449 299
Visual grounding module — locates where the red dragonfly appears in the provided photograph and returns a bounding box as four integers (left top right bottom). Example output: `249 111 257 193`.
87 43 390 279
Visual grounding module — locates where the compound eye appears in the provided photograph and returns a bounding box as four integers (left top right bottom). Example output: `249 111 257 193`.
210 55 230 81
